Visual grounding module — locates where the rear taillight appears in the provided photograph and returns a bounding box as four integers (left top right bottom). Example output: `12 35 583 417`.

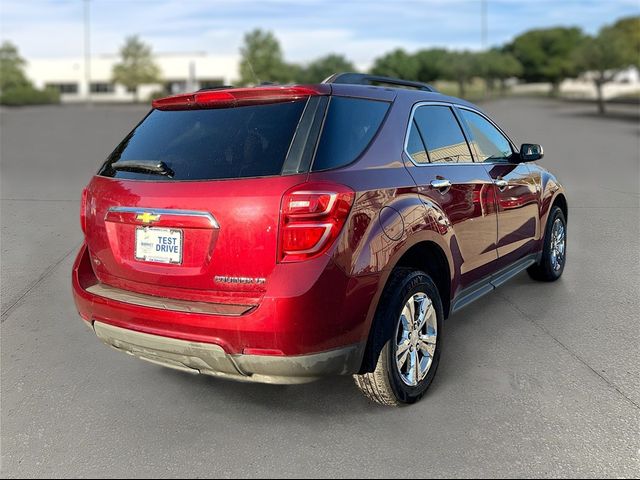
80 187 88 234
278 183 355 263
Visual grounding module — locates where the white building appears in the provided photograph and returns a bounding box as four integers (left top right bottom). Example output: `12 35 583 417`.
511 66 640 99
26 52 239 103
560 67 640 99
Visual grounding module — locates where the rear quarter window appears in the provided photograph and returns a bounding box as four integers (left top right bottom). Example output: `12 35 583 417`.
311 97 390 171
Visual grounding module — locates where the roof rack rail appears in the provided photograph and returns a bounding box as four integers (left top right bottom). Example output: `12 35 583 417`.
323 72 437 92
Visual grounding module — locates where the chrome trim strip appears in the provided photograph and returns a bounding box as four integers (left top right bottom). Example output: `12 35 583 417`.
86 284 255 316
402 101 518 167
107 206 219 228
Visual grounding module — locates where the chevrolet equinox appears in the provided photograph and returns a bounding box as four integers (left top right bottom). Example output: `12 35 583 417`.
72 73 568 406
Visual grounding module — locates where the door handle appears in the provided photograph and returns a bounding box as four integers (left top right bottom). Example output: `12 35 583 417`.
495 179 508 191
430 178 452 190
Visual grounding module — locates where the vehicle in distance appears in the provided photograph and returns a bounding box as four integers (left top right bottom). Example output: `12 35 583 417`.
72 73 568 406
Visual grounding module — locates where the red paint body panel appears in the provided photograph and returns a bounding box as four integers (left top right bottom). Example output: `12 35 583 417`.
484 163 540 269
403 161 499 295
86 174 308 296
74 241 376 355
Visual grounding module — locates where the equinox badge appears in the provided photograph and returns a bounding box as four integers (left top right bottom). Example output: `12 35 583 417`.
215 276 266 285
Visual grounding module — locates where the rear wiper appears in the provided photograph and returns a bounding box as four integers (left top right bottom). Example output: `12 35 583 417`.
111 160 174 177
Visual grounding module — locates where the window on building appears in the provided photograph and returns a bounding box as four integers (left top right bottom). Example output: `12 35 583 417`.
198 79 225 90
90 83 115 94
412 106 473 163
45 83 79 94
165 81 187 95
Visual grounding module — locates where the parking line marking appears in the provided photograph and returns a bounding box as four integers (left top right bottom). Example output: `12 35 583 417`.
1 242 81 321
495 290 640 411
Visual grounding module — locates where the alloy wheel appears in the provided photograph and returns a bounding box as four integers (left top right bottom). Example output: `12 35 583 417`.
550 218 566 271
394 292 438 387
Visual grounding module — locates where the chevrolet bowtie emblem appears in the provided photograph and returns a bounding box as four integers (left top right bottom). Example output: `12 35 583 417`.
136 212 160 224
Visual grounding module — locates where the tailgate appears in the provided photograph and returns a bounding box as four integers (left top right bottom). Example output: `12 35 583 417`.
85 174 307 298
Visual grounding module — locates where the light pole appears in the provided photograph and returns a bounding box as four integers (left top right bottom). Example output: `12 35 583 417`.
481 0 489 98
84 0 91 105
481 0 488 50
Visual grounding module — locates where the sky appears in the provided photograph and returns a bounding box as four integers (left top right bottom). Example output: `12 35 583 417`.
1 0 638 69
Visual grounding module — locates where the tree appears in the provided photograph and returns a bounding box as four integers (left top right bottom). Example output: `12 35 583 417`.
285 63 306 84
576 17 640 114
414 48 448 83
239 29 291 85
0 41 59 105
479 49 522 94
608 16 640 69
370 49 420 80
440 50 480 98
508 27 584 95
298 54 356 83
0 41 30 92
112 36 161 102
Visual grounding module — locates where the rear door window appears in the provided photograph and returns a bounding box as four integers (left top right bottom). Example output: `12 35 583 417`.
311 97 389 171
100 100 307 181
412 105 473 163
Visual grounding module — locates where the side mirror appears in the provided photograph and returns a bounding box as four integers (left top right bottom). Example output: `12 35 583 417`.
519 143 544 162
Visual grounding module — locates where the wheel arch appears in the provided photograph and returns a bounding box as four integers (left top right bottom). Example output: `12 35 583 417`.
552 192 568 224
394 241 451 319
358 239 452 374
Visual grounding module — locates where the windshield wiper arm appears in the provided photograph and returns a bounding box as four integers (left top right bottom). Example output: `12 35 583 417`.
111 160 174 177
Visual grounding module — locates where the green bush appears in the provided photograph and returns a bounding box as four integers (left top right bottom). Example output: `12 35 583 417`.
0 85 60 106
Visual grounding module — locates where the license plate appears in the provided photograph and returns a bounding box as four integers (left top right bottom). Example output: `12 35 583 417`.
135 227 183 264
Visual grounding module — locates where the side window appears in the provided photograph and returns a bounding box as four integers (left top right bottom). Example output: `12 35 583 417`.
406 120 429 164
312 97 390 171
459 109 514 162
412 106 473 163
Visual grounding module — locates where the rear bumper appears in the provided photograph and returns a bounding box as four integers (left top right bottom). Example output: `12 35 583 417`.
94 321 364 384
73 243 377 379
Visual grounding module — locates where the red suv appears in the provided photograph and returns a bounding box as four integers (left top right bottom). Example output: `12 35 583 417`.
73 73 567 406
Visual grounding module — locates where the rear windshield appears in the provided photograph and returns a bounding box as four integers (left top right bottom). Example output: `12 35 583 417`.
99 100 307 181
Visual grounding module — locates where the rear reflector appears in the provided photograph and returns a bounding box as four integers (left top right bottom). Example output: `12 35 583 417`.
80 187 89 234
282 224 332 254
152 85 331 110
243 348 286 357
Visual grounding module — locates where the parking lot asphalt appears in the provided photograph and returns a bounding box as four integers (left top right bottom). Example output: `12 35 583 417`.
1 98 638 478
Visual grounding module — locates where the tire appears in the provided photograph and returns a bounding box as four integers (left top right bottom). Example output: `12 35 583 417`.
528 205 567 282
354 268 444 406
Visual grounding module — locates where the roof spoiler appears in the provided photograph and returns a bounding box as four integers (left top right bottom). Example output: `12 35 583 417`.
152 85 331 110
